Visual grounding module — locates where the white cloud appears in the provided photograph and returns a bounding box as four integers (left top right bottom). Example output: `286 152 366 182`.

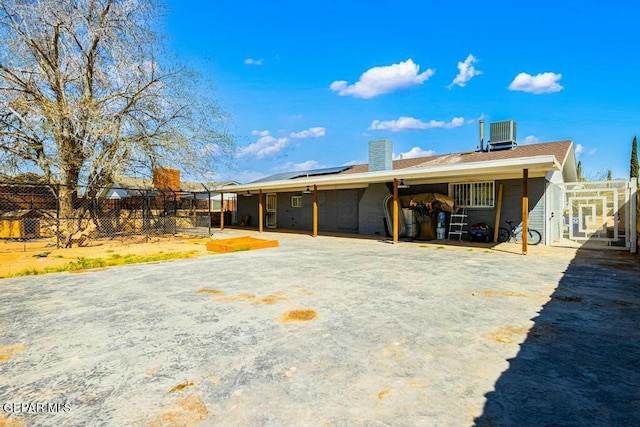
277 160 327 172
448 54 481 89
238 130 288 159
329 58 435 99
251 129 270 137
393 147 436 160
508 72 564 94
369 116 465 132
244 58 263 65
466 114 487 125
574 144 596 157
342 160 361 166
290 127 326 139
522 135 540 145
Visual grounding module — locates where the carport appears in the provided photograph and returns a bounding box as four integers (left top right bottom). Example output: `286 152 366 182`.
217 155 562 254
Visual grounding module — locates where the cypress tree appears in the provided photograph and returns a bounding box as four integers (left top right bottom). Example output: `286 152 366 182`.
607 170 612 181
631 136 639 185
577 161 584 182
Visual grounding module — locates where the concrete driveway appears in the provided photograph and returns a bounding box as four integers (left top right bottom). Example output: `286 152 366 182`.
1 230 639 426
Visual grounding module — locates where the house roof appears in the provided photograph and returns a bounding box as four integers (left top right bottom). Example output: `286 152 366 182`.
249 166 351 184
0 173 51 184
108 177 238 195
342 140 573 174
112 177 155 190
180 181 238 192
219 140 575 193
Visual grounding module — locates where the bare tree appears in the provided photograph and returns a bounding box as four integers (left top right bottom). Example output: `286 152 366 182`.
0 0 234 245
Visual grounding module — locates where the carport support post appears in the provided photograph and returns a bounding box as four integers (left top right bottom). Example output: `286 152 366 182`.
220 192 225 231
313 185 318 237
393 178 399 243
493 183 504 242
522 168 529 254
258 189 263 233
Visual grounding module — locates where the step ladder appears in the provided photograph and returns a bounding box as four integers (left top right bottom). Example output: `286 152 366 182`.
448 208 468 241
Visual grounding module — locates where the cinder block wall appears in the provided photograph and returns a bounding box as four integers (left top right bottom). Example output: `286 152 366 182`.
236 195 259 227
636 190 640 256
466 178 546 242
235 189 364 232
358 183 391 236
276 192 313 230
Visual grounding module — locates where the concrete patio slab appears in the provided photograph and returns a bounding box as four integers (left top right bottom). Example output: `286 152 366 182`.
1 230 639 426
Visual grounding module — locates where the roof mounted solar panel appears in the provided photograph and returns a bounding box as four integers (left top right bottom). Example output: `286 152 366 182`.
248 166 351 184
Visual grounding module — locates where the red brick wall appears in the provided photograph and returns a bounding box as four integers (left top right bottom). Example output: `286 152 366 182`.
153 168 181 201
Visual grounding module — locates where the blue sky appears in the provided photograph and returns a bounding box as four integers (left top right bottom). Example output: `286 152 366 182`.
164 0 640 182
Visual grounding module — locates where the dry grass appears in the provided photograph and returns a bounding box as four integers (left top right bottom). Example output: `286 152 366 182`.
9 251 200 277
0 236 211 278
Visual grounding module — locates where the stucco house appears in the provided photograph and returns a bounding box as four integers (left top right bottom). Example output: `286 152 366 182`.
218 121 637 252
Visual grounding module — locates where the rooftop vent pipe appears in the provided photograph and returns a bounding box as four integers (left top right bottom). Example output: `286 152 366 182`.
478 119 485 152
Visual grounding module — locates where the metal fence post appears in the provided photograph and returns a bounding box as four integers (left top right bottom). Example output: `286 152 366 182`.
55 183 61 249
201 183 211 236
138 189 149 243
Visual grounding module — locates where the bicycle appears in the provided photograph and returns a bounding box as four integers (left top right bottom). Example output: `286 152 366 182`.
497 220 542 245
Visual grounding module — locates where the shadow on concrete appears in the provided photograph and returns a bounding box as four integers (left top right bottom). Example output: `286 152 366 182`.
227 225 509 246
475 240 640 426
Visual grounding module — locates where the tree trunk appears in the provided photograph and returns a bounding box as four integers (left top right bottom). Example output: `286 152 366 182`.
58 164 82 248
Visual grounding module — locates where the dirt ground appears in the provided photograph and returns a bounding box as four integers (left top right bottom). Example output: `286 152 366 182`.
0 235 212 278
0 230 581 279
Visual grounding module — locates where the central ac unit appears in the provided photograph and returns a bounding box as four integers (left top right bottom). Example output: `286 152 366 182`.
488 120 517 151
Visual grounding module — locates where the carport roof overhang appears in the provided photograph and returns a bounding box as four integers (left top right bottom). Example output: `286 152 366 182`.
218 155 560 192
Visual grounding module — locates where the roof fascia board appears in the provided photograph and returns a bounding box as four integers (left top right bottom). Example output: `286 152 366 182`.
219 155 559 192
560 141 573 168
561 144 579 182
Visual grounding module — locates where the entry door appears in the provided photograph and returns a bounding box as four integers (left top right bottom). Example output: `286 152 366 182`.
548 184 564 245
266 193 277 228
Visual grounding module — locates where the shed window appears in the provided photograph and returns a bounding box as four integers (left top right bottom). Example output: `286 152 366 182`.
291 196 302 208
449 181 495 208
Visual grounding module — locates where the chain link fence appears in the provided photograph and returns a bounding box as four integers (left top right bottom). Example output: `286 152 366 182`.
0 179 235 253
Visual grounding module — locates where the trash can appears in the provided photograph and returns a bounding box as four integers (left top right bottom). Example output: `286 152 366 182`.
418 215 437 240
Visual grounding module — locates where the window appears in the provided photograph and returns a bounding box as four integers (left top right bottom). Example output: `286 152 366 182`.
450 181 494 208
291 195 302 208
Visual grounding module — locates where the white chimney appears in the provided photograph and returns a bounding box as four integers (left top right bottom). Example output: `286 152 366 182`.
368 138 392 172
